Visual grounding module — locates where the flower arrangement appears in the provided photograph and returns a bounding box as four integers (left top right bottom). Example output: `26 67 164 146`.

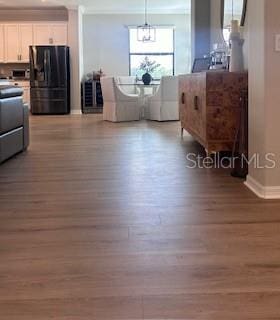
139 56 161 74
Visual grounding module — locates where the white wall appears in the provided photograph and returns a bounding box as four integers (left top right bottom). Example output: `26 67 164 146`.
247 0 266 187
68 8 84 112
83 14 191 77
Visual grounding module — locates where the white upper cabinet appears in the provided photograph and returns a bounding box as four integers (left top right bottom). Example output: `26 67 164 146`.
1 22 68 63
19 24 33 62
33 24 52 45
52 24 68 45
34 23 68 46
4 24 33 63
0 25 4 62
4 24 19 63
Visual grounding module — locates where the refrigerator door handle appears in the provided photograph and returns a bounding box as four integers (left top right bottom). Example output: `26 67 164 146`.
43 50 47 82
44 50 51 86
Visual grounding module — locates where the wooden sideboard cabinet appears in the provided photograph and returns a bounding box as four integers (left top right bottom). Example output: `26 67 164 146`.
179 71 248 153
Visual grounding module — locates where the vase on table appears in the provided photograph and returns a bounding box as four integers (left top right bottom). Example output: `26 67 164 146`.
229 20 244 72
142 72 152 85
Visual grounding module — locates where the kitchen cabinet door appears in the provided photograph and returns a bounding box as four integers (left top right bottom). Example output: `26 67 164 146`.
33 24 52 45
0 25 4 62
51 24 68 45
19 24 33 62
34 24 68 45
5 24 19 63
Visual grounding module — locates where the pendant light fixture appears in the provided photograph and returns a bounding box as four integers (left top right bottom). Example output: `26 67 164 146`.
137 0 156 42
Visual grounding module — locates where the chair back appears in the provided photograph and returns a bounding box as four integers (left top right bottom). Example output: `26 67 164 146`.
116 76 137 95
160 76 178 101
100 77 116 102
117 76 136 85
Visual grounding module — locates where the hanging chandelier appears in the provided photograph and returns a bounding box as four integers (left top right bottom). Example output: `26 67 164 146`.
137 0 156 42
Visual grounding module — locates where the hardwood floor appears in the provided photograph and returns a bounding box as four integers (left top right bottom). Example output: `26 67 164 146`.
1 114 280 319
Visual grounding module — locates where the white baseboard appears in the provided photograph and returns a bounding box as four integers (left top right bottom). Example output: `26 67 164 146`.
245 175 280 199
71 109 82 115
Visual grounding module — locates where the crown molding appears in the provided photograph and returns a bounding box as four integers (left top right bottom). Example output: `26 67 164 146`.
66 5 85 12
0 6 66 10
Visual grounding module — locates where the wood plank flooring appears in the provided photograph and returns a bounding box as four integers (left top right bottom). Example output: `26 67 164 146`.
1 115 280 319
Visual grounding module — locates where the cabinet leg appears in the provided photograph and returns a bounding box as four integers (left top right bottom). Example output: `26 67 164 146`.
205 149 214 157
181 127 184 138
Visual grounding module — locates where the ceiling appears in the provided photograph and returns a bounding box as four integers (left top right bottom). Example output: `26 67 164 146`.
0 0 191 14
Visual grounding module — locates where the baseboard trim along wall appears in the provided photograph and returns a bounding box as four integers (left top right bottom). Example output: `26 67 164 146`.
71 110 82 115
245 175 280 199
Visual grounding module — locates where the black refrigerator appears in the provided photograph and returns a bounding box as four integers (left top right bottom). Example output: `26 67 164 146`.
30 46 70 115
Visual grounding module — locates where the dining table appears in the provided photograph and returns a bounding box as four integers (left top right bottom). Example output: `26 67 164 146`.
118 81 160 119
118 82 160 97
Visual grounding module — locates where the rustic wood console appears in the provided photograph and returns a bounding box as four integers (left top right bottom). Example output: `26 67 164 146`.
179 71 248 154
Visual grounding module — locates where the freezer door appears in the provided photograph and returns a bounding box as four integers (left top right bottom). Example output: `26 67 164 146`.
30 88 70 114
29 46 69 88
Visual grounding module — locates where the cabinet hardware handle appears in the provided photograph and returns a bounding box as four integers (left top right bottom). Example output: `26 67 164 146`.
194 96 199 110
181 92 185 104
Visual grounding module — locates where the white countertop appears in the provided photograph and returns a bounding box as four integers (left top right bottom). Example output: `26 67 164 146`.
0 79 30 87
0 80 10 85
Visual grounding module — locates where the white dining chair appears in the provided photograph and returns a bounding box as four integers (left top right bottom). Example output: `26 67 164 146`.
146 76 179 121
100 77 142 122
116 76 138 95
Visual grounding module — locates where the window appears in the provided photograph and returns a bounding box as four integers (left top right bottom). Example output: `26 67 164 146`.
129 27 174 79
